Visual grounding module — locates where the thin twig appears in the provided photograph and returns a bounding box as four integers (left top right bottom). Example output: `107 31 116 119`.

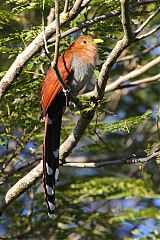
63 0 70 13
119 73 160 88
117 42 160 62
136 24 160 40
42 0 50 56
0 149 159 215
62 150 160 167
135 6 160 34
103 56 160 93
52 0 61 68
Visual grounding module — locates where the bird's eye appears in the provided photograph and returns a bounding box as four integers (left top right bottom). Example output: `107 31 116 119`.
83 40 87 44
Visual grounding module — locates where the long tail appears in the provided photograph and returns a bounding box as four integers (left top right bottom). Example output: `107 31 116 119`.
43 91 66 218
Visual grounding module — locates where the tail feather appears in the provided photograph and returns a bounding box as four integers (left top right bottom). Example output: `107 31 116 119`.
43 91 66 217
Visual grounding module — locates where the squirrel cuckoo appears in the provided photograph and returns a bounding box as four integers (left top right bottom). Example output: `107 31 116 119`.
41 35 97 218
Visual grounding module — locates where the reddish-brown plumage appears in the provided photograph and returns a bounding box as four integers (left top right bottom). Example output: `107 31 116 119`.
41 35 97 116
41 52 72 116
41 35 97 217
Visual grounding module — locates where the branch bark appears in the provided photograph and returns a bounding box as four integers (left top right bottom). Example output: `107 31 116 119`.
121 0 134 41
84 56 160 96
0 162 42 215
1 149 159 215
117 73 160 89
135 6 160 34
136 24 160 40
104 56 160 93
93 0 133 100
63 150 160 167
117 42 160 62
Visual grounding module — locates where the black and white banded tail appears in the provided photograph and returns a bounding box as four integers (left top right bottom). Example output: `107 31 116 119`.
43 91 66 218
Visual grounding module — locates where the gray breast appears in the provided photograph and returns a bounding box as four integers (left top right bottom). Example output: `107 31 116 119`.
68 54 94 95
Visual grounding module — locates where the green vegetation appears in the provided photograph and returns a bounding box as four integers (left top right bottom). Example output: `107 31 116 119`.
0 0 160 239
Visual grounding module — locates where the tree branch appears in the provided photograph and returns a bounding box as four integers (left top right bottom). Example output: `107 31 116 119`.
93 0 134 100
135 6 160 35
52 0 61 67
121 0 134 41
0 162 43 215
136 24 160 40
1 149 159 215
63 0 70 13
117 42 160 62
103 56 160 93
63 150 160 167
117 73 160 89
69 0 83 16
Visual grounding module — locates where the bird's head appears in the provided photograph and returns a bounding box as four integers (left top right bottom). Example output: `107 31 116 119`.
69 35 101 65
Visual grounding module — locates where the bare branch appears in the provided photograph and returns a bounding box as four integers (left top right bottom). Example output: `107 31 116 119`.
47 8 55 25
63 150 160 167
136 24 160 40
42 0 51 58
93 0 135 100
63 0 70 13
0 162 42 215
103 56 160 93
1 149 159 214
135 6 160 34
117 42 160 62
81 0 92 8
120 0 134 41
52 0 61 68
118 73 160 89
69 0 83 16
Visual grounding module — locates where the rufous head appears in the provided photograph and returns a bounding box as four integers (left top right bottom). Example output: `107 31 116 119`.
68 35 98 65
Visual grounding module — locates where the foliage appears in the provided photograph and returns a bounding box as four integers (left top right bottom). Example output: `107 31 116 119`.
0 0 160 239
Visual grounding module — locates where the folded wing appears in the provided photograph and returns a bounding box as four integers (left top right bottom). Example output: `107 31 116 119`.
41 52 72 116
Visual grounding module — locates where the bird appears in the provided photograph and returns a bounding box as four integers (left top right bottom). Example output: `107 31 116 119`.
41 35 98 218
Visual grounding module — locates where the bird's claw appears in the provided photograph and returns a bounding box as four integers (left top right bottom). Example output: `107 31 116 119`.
62 87 71 96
